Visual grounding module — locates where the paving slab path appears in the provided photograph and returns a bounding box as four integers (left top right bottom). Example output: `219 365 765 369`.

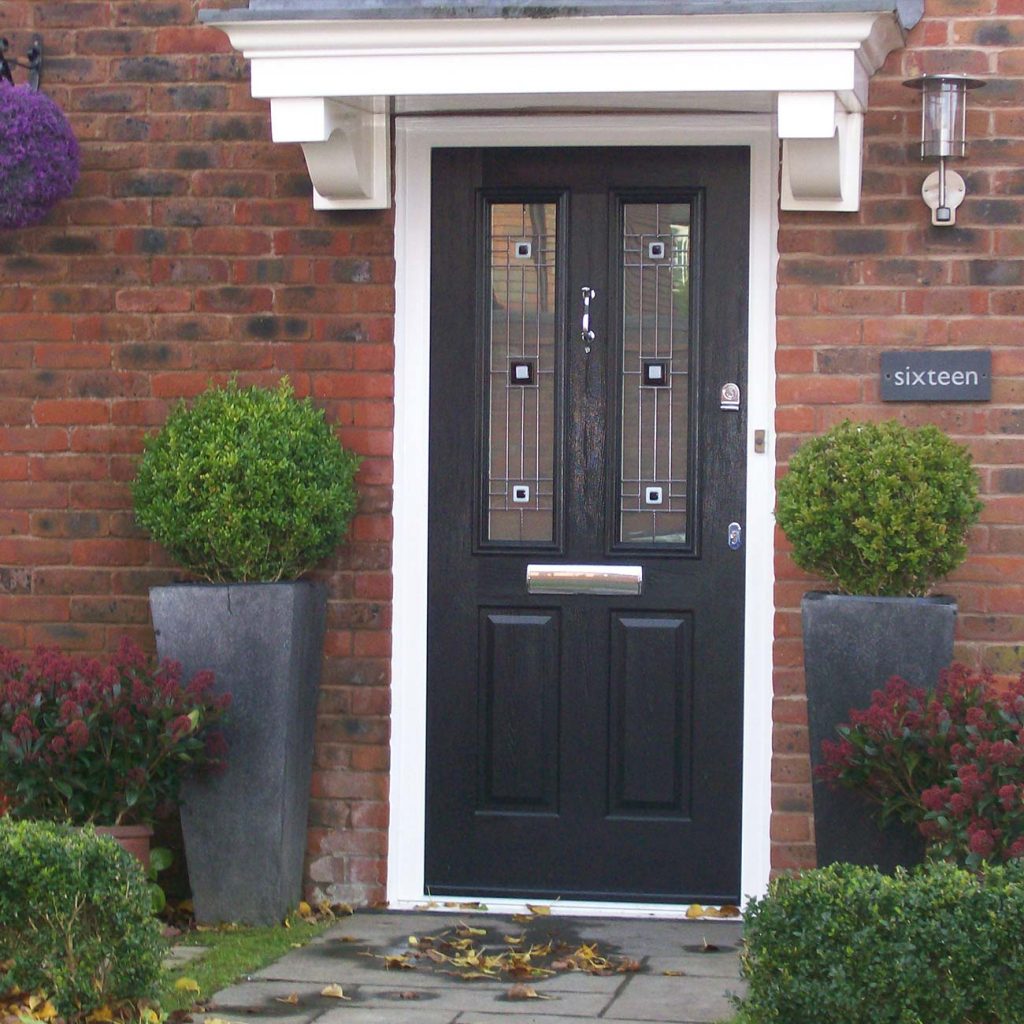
196 911 745 1024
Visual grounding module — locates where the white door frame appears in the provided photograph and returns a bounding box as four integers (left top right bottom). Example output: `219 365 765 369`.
389 113 777 915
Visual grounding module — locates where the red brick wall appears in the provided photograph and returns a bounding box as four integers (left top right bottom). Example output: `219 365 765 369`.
773 0 1024 873
1 0 1022 899
0 1 394 906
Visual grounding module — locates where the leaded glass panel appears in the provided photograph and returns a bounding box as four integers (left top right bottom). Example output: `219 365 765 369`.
486 201 558 543
619 202 691 546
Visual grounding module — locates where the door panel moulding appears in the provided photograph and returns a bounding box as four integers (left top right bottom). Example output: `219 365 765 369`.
389 113 777 913
204 11 907 211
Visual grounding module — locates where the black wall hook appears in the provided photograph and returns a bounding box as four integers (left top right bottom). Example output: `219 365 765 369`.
0 35 43 91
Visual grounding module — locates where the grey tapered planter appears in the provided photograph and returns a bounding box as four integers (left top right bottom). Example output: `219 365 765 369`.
803 592 956 872
151 581 327 925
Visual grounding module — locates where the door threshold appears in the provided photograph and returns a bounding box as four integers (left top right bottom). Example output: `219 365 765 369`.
388 896 745 920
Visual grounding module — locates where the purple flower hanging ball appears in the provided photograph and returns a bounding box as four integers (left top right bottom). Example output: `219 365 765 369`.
0 81 80 229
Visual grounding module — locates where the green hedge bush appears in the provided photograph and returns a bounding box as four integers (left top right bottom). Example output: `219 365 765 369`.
132 379 361 583
775 419 982 596
736 861 1024 1024
0 819 165 1018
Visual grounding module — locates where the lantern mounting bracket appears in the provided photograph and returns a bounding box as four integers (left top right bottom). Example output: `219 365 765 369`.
0 35 43 91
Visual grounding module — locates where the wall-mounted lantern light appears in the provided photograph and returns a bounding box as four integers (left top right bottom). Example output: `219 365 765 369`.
903 73 985 227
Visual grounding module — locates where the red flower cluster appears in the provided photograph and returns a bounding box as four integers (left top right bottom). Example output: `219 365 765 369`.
0 637 230 827
819 664 1024 868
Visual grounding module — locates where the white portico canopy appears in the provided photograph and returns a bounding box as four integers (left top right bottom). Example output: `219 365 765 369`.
202 0 922 211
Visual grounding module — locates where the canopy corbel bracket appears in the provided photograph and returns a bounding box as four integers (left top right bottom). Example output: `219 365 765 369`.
779 91 864 213
270 96 390 210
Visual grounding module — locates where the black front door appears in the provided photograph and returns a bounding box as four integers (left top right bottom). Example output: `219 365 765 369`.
426 146 749 903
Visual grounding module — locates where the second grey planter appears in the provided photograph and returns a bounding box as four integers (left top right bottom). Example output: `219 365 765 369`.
803 591 956 872
151 581 327 926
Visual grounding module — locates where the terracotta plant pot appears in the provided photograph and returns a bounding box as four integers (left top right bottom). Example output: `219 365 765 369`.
95 824 153 871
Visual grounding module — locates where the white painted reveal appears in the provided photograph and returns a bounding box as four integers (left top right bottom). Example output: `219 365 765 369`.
206 11 906 211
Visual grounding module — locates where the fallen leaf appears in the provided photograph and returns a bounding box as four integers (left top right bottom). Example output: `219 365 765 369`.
718 904 742 918
507 963 553 980
700 938 721 953
456 922 487 937
663 970 686 976
507 984 551 1001
334 903 355 916
503 934 525 944
443 900 488 911
617 958 643 973
398 991 421 1000
413 900 439 910
319 985 350 1000
686 904 706 919
85 1006 113 1023
274 994 299 1005
173 979 200 994
297 901 313 916
511 913 533 923
526 903 551 915
385 954 417 970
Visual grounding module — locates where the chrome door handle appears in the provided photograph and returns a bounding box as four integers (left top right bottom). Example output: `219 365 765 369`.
581 286 596 353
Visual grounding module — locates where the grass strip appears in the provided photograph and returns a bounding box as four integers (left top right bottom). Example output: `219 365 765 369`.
161 917 335 1012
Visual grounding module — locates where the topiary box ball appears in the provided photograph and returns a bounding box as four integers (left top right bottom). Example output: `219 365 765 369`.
0 82 80 229
775 419 983 597
132 379 362 583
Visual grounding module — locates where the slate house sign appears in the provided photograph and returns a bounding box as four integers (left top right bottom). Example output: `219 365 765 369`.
880 350 992 402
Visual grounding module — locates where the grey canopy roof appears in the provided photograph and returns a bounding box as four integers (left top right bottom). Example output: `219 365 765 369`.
201 0 923 30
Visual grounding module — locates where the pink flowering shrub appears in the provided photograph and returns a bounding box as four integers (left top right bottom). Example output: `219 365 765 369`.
0 637 229 826
819 664 1024 868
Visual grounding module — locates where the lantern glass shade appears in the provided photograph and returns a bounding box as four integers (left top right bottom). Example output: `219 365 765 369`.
904 74 986 160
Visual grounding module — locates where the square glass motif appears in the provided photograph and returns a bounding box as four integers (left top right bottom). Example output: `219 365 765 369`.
509 359 535 386
642 359 669 387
